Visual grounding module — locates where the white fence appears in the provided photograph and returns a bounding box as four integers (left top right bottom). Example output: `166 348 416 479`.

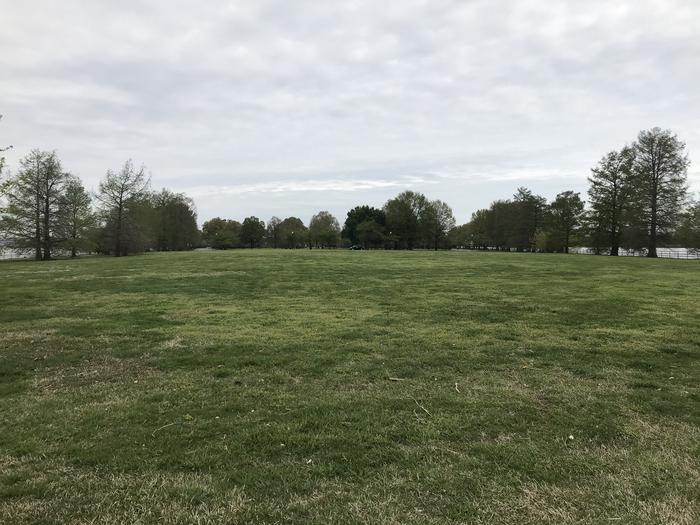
570 247 699 259
0 248 29 261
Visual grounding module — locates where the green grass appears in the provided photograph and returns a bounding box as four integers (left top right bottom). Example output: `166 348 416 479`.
0 250 698 524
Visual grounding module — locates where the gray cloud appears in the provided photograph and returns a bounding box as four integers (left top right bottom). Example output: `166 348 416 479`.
1 0 698 223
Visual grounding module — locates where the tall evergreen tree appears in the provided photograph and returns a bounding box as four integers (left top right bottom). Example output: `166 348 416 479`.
96 160 149 256
151 189 199 251
240 216 266 248
309 211 341 248
512 187 547 251
57 176 95 257
588 147 635 255
0 150 67 260
631 128 689 257
37 153 67 260
1 151 44 259
546 191 585 253
466 209 490 249
675 200 700 252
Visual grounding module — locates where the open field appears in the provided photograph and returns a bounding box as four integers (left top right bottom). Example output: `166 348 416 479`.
0 250 698 524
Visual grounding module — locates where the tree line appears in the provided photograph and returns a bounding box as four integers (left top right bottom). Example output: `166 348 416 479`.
200 128 697 257
200 191 457 251
1 127 698 259
0 153 198 259
450 128 698 257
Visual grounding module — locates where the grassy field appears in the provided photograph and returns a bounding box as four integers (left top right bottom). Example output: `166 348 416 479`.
0 250 698 524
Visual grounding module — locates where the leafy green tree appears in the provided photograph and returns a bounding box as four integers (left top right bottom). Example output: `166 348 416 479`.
57 176 95 257
465 209 490 248
309 211 341 248
580 210 609 255
1 151 44 259
675 199 700 252
0 150 67 260
488 200 517 250
37 152 67 260
620 222 648 253
384 191 428 249
151 189 199 251
630 128 690 257
342 206 385 245
534 229 553 253
461 204 500 250
422 199 456 250
240 216 266 248
202 218 241 249
265 216 282 248
546 191 585 253
588 147 635 255
356 219 385 249
447 223 470 248
459 192 546 252
96 194 156 255
512 187 547 251
278 217 307 248
96 160 150 256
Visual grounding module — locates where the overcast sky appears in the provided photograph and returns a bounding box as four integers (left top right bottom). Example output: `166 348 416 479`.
1 0 699 224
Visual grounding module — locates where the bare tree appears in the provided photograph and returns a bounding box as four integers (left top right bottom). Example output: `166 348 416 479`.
96 160 149 256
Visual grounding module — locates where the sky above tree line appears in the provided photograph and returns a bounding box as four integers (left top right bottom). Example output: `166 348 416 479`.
1 0 699 224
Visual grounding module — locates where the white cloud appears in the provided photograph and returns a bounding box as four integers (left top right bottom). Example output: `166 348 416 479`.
189 177 417 197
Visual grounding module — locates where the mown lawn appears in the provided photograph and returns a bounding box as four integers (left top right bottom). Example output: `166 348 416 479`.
0 250 698 524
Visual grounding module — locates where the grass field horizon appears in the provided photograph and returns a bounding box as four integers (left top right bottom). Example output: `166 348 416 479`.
1 250 698 524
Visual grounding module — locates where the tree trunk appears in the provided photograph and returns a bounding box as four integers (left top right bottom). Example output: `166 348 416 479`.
34 220 42 261
610 225 619 256
42 194 51 260
647 156 659 258
34 175 42 261
648 192 658 258
115 205 123 257
610 197 619 255
648 234 657 257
